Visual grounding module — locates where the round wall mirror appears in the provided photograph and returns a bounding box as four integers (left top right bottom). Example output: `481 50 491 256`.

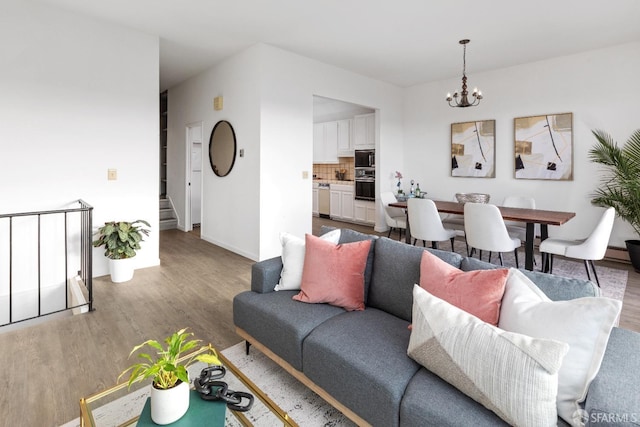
208 120 237 177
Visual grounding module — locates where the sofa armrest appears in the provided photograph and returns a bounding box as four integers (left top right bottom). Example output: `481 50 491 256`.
584 327 640 426
251 256 283 293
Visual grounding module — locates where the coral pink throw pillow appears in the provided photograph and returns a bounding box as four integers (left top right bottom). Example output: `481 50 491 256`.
293 234 371 311
419 251 508 325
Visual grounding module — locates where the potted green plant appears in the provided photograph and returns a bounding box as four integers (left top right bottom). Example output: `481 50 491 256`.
92 219 150 282
119 328 221 425
589 129 640 272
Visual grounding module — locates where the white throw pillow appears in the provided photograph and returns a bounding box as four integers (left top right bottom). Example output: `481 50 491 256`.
274 230 340 291
409 285 569 427
498 269 622 426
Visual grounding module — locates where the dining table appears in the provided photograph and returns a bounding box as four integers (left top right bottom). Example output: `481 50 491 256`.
388 199 576 271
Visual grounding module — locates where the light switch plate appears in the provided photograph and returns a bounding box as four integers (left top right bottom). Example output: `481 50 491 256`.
302 171 309 179
108 169 117 180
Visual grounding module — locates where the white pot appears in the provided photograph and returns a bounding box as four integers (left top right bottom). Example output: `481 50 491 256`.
150 380 190 425
108 257 135 283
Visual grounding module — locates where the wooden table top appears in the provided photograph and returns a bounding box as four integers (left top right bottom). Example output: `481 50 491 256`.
389 200 576 226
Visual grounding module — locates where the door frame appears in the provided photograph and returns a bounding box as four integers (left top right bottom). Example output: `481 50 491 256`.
185 121 204 232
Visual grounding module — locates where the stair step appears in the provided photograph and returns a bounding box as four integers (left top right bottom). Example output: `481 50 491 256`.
160 208 175 220
159 198 171 209
159 218 177 231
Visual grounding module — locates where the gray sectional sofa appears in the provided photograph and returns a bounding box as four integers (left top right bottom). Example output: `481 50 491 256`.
233 227 640 426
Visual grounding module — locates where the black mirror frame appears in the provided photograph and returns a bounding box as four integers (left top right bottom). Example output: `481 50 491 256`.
208 120 237 177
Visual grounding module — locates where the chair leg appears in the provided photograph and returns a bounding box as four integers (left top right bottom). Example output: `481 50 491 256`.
590 260 601 287
469 247 476 257
488 252 493 263
498 253 504 266
422 240 427 247
514 249 519 268
479 250 483 261
450 237 455 252
388 228 392 238
432 241 438 250
549 254 554 274
584 260 592 282
398 229 403 241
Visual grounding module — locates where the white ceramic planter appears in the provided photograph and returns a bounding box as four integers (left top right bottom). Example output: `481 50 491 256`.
108 257 134 283
150 380 190 425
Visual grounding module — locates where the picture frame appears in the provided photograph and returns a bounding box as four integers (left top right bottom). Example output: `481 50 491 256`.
514 112 573 180
451 120 496 178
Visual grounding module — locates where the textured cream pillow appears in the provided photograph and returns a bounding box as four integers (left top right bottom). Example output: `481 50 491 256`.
274 230 340 291
409 285 569 427
498 269 622 426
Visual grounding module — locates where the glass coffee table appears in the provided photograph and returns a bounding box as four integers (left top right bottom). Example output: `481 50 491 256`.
79 345 297 427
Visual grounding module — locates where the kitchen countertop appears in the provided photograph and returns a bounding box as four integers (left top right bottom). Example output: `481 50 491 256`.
313 179 354 185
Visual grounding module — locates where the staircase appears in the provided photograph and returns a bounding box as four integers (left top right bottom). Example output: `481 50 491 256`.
160 198 177 230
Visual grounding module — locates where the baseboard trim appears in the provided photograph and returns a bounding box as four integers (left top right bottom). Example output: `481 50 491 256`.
234 327 372 427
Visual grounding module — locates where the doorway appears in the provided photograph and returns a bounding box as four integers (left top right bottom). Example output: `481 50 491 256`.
186 122 203 232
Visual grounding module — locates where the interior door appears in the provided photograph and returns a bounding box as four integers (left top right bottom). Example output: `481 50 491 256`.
186 122 203 231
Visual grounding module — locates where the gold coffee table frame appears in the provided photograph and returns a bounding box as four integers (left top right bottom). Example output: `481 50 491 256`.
79 344 297 427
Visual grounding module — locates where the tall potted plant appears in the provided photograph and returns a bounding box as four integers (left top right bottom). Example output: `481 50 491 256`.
92 219 150 282
588 129 640 272
119 328 221 425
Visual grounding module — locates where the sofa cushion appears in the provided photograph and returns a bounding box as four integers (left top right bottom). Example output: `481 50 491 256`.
233 290 344 371
498 269 622 426
584 327 640 426
368 236 463 322
409 285 568 427
400 368 510 427
293 234 371 311
303 308 420 427
274 230 340 291
419 250 508 326
460 256 599 300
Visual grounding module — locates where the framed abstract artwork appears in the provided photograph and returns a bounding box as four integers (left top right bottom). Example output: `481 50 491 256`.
514 113 573 180
451 120 496 178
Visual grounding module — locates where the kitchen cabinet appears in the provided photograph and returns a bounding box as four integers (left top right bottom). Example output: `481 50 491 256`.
336 119 353 157
313 122 339 164
330 184 354 220
353 113 375 150
354 200 376 225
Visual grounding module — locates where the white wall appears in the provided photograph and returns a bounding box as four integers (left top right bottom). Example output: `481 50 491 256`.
0 1 160 282
168 44 404 261
404 41 640 247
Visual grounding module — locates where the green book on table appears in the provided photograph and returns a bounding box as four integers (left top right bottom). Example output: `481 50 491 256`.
137 390 226 426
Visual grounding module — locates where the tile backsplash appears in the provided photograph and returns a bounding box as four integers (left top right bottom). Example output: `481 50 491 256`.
313 158 355 181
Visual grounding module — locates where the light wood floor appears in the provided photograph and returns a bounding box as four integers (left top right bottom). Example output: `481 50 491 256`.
0 219 638 427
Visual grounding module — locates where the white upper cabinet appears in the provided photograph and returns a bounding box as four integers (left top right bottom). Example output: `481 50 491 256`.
353 113 375 150
336 119 353 157
313 121 339 164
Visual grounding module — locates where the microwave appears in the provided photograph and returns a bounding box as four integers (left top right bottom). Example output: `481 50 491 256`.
355 149 375 168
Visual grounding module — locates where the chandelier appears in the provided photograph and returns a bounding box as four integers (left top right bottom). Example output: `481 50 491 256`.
446 39 482 108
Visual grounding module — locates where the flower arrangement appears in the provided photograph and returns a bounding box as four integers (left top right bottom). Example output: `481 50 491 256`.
395 171 403 194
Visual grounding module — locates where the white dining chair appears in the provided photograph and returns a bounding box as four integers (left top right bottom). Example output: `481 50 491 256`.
380 191 407 241
440 195 466 235
408 198 456 250
502 195 538 267
502 195 536 241
464 202 521 267
539 207 615 287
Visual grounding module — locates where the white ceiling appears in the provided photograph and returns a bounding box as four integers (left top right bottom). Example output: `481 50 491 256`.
38 0 640 91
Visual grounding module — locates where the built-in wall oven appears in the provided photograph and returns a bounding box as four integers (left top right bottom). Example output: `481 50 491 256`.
355 177 375 201
355 149 376 201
